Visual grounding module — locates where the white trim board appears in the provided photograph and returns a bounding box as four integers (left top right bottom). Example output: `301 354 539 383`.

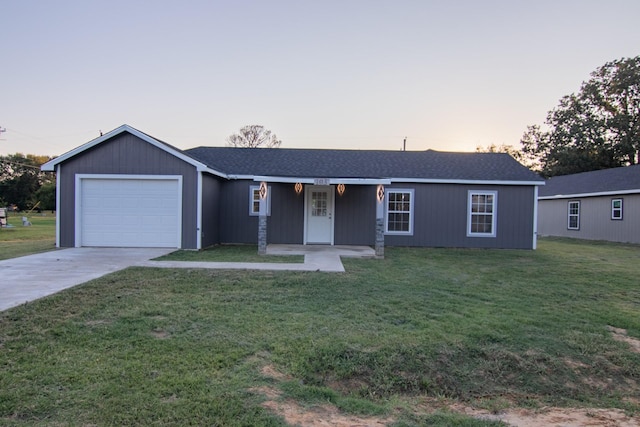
539 189 640 200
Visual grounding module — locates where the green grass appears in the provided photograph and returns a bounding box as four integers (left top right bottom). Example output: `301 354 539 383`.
157 245 305 263
1 238 639 426
0 212 56 260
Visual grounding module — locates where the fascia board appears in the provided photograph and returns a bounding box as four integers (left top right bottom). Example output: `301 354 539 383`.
539 189 640 200
389 178 545 186
249 176 391 185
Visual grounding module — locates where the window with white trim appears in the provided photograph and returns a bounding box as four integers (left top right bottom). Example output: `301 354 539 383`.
467 191 497 237
567 201 580 230
385 189 414 234
249 185 271 216
611 198 623 220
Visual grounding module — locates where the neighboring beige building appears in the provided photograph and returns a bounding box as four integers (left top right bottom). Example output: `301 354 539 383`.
538 165 640 244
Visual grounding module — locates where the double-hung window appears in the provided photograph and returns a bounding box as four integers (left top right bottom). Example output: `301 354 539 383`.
567 201 580 230
249 185 271 216
611 198 623 220
385 189 414 234
467 191 497 237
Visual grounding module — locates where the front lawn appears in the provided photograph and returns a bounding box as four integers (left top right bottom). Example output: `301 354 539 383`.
1 239 639 426
0 212 56 260
157 245 305 263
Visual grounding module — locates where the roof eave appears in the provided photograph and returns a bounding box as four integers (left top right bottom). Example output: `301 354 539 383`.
389 178 545 186
539 188 640 199
249 176 392 185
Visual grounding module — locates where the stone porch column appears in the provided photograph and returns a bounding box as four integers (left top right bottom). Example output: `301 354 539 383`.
375 184 385 258
258 182 268 255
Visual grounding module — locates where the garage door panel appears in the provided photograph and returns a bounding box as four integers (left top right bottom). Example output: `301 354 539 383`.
80 178 181 248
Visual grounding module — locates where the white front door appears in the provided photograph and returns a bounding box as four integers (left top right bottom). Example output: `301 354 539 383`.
305 185 334 244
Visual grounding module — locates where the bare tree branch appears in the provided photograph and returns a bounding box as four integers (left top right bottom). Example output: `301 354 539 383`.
226 125 282 148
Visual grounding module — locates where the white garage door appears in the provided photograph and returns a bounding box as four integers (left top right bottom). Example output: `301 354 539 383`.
79 178 181 247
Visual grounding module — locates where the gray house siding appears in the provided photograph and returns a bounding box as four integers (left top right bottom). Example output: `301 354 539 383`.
269 183 304 244
56 133 200 249
538 195 640 244
218 180 257 244
218 181 305 244
218 181 536 248
335 185 376 245
385 184 536 249
201 174 222 248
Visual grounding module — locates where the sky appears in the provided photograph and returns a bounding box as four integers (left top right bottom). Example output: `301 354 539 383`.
1 0 639 157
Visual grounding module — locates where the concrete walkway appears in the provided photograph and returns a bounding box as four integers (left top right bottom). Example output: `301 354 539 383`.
140 244 376 273
0 245 376 312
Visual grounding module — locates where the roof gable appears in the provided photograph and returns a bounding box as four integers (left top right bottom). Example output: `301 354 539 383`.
539 165 640 198
41 124 224 176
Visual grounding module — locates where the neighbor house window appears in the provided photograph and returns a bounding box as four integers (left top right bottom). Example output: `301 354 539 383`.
385 189 414 234
567 201 580 230
249 185 271 216
467 191 497 237
611 198 623 220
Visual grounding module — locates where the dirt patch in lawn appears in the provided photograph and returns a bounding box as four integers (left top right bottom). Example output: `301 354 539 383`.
255 364 394 426
448 401 639 427
262 399 392 427
608 326 640 354
150 328 169 339
499 407 639 426
254 363 639 427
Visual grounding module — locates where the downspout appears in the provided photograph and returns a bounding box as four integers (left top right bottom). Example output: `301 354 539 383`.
196 171 203 250
55 164 61 248
532 185 539 250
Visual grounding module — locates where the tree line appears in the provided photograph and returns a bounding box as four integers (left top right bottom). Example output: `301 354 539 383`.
480 56 639 178
0 154 55 211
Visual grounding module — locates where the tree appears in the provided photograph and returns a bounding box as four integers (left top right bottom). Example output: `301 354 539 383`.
475 143 539 171
226 125 282 148
520 56 640 177
0 153 55 210
35 182 56 211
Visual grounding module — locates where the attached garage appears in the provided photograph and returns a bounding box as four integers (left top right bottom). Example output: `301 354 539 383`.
76 176 182 248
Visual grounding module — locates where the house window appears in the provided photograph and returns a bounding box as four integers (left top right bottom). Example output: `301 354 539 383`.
249 185 271 216
468 191 497 237
567 201 580 230
385 189 414 234
611 198 623 220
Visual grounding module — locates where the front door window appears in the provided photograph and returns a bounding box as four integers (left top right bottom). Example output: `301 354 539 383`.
312 191 328 216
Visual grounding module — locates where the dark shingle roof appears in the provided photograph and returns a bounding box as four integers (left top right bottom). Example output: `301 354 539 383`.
539 165 640 197
185 147 542 182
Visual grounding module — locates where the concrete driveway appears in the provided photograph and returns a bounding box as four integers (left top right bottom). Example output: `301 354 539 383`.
0 245 376 313
0 248 174 312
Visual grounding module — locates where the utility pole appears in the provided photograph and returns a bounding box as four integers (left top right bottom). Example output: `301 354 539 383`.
0 126 6 140
403 137 407 151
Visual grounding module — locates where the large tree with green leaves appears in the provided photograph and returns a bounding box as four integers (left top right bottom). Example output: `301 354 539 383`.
0 153 55 210
521 56 640 177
